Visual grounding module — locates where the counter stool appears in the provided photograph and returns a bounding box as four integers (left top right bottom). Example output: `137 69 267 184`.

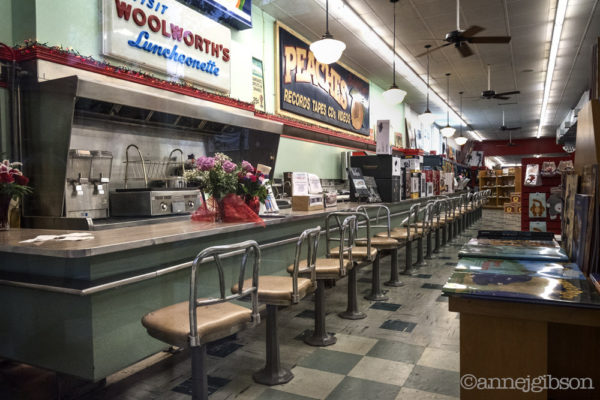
431 200 442 254
437 198 454 246
414 202 435 260
232 227 320 385
355 205 404 289
377 203 421 275
142 241 261 400
291 215 356 346
413 203 432 267
326 212 379 314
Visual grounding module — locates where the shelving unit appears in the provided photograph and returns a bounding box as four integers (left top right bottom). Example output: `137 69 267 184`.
521 155 574 234
478 167 522 208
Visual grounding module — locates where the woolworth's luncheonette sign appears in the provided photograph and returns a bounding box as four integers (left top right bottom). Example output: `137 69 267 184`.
276 24 370 136
103 0 232 93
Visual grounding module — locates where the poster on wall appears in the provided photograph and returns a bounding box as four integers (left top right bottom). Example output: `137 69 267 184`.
276 24 370 136
252 58 265 112
467 151 484 167
102 0 232 92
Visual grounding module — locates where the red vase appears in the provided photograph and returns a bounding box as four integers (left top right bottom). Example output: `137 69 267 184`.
246 196 260 215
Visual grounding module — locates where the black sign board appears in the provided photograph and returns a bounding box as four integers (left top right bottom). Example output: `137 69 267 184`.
276 24 370 136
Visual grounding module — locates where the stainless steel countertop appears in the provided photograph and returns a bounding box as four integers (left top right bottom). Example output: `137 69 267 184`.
0 195 455 258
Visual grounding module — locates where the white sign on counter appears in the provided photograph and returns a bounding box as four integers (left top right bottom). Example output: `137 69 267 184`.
102 0 232 93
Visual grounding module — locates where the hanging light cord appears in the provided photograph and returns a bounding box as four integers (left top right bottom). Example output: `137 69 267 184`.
459 91 463 136
426 47 430 109
446 73 451 126
392 1 396 86
325 0 330 36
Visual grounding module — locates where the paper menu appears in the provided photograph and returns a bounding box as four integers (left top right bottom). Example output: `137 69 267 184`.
292 172 309 196
308 173 323 194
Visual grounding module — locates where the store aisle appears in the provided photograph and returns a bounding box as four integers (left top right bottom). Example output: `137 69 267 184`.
1 210 520 400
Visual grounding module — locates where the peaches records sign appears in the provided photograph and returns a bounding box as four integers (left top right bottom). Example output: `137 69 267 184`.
276 24 370 136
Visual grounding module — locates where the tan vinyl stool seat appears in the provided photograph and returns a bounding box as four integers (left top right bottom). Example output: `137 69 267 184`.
439 216 455 222
286 258 353 279
355 236 399 250
329 246 378 260
142 301 252 348
414 221 440 229
379 229 421 241
232 276 314 306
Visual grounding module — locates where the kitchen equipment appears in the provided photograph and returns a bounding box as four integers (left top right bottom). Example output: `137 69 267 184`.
124 145 186 189
64 149 112 218
110 189 201 217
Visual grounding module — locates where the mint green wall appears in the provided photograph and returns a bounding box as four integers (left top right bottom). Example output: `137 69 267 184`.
251 7 276 114
369 82 406 148
0 0 13 45
274 137 348 180
10 0 35 45
34 0 100 57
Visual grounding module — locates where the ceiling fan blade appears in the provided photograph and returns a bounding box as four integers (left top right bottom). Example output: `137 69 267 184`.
415 43 451 57
506 127 521 131
457 43 473 57
461 25 485 38
469 36 511 44
495 90 520 96
494 95 510 100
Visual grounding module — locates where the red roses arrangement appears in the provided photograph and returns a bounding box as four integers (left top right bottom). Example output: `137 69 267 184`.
0 159 32 199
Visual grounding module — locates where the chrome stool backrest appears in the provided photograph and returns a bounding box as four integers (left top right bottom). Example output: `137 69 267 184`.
356 204 391 238
289 226 321 303
325 212 359 274
189 241 261 347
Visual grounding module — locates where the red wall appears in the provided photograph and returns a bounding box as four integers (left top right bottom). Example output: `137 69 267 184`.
473 138 566 156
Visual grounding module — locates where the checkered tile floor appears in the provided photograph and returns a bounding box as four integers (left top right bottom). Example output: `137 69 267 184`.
16 210 518 400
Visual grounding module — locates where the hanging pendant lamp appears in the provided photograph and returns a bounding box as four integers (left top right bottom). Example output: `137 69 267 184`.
310 0 346 64
418 44 436 126
382 0 407 104
441 73 456 137
455 91 468 145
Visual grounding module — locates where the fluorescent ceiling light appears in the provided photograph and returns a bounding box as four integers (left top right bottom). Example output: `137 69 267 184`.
318 0 468 127
536 0 569 138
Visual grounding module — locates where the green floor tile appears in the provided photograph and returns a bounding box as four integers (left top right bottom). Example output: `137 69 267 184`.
366 339 425 364
325 376 401 400
297 349 363 375
403 365 460 398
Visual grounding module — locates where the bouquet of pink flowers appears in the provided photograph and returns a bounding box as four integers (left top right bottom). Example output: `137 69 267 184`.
193 153 239 199
0 159 31 199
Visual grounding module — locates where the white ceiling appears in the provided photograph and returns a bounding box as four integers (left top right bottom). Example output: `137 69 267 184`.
255 0 600 141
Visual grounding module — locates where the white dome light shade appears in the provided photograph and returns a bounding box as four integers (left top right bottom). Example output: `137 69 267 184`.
455 136 468 145
441 126 456 137
418 111 436 126
382 85 407 104
310 37 346 64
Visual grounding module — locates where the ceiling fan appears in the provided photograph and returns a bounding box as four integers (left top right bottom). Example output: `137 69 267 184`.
416 0 511 58
481 65 520 100
496 129 518 147
499 109 521 131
